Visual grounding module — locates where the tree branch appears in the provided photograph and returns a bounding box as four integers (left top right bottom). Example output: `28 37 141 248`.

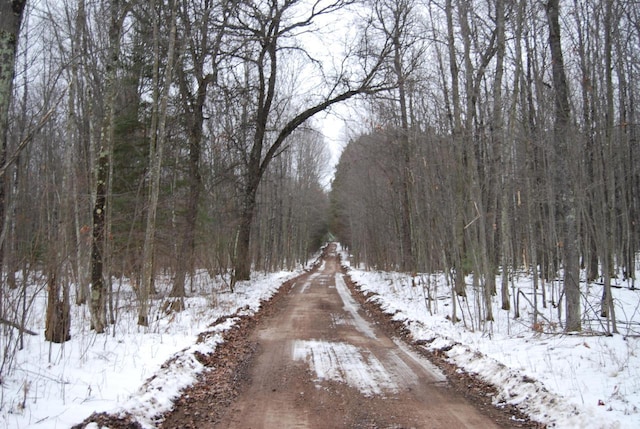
0 103 59 178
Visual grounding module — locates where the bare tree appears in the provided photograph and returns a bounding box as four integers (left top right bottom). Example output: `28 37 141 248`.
546 0 580 332
493 0 510 311
371 0 422 274
442 0 467 300
170 0 232 302
228 0 393 281
90 0 128 333
137 0 178 326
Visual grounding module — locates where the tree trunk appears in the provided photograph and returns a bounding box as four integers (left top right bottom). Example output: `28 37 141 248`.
546 0 581 332
170 121 201 300
44 272 71 343
0 0 28 290
171 0 226 299
234 157 260 281
140 0 178 326
600 0 617 333
494 0 510 311
90 0 125 333
444 0 466 298
45 301 71 343
71 0 90 306
233 31 277 282
91 147 108 333
385 0 415 274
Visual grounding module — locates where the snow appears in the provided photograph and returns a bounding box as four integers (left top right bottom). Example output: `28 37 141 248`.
334 273 377 339
340 245 640 429
2 244 639 428
299 271 321 294
390 337 446 383
292 339 397 396
0 269 301 429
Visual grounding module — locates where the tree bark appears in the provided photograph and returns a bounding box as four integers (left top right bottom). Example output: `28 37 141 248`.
0 0 27 158
234 182 258 282
71 0 90 306
391 1 415 274
599 0 617 333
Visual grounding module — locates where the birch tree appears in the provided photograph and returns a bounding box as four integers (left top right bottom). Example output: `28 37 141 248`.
0 0 28 281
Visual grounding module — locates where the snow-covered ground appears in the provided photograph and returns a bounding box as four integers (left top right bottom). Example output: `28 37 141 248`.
340 246 640 429
2 244 639 428
0 269 302 429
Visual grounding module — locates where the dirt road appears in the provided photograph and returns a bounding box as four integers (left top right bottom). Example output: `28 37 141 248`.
201 245 505 429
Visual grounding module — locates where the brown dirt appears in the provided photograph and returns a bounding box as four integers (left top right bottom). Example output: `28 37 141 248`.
75 244 545 428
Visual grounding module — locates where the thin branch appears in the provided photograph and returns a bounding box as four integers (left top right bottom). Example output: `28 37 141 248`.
0 102 61 178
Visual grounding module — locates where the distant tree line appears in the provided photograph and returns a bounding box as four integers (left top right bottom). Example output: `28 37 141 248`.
330 0 639 333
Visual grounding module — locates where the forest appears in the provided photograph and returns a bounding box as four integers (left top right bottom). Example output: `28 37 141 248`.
331 0 639 332
0 0 638 379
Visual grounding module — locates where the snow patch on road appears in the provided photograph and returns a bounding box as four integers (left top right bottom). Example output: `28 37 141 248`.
335 273 377 339
292 339 397 396
299 272 321 294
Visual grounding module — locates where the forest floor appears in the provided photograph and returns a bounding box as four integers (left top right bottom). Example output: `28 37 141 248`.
150 244 542 429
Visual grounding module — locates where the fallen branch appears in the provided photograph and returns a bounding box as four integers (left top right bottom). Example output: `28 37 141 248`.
0 317 37 336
